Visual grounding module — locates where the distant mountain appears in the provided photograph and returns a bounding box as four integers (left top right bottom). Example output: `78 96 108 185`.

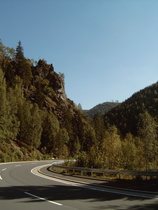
104 82 158 136
83 102 120 118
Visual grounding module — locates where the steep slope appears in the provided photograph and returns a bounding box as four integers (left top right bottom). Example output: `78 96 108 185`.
0 41 90 161
83 102 120 118
104 82 158 136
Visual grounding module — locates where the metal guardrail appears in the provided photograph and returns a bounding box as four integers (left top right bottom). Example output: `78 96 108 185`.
51 164 158 178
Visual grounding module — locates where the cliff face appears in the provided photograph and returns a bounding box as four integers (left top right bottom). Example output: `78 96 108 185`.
28 59 77 123
34 59 67 103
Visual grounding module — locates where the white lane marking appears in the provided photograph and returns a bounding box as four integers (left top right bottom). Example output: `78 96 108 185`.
0 160 54 166
0 175 2 180
24 192 62 206
2 168 7 171
15 165 21 167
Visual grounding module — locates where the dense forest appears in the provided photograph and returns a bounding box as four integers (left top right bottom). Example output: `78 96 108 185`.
77 87 158 171
104 83 158 136
0 41 158 172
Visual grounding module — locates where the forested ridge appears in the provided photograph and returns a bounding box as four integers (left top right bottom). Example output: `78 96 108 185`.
0 41 158 172
83 101 120 118
104 83 158 136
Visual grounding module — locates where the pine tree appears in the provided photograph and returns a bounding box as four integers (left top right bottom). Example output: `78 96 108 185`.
30 103 42 149
82 124 96 152
93 114 105 147
15 41 24 61
15 41 33 87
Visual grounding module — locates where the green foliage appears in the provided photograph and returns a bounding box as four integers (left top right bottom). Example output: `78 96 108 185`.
0 68 19 140
104 82 158 136
0 39 15 59
120 133 137 170
30 103 42 148
138 111 158 170
15 59 33 86
41 111 59 154
1 40 158 173
93 114 105 147
55 128 69 158
82 124 96 152
103 126 121 169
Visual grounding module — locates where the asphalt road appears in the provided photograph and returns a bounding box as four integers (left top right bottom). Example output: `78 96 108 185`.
0 160 158 210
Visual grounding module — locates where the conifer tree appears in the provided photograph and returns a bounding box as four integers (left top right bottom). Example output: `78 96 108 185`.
93 114 105 147
15 41 33 87
15 41 24 61
82 124 96 152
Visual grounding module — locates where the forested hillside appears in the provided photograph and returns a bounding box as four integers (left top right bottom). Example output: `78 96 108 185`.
83 102 120 118
104 83 158 136
0 41 91 161
0 41 158 172
77 83 158 171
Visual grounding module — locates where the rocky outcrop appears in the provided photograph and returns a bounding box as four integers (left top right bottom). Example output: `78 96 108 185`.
32 59 67 103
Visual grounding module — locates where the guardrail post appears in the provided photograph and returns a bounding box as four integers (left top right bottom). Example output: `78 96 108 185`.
91 166 93 176
118 170 121 179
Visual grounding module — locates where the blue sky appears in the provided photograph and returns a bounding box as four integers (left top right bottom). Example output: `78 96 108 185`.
1 0 158 109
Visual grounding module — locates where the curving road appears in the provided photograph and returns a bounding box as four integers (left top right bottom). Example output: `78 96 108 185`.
0 160 158 210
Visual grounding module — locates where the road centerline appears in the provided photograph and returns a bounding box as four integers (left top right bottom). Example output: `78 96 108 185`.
24 191 63 206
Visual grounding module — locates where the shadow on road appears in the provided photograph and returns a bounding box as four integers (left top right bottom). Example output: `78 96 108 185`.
0 183 158 209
